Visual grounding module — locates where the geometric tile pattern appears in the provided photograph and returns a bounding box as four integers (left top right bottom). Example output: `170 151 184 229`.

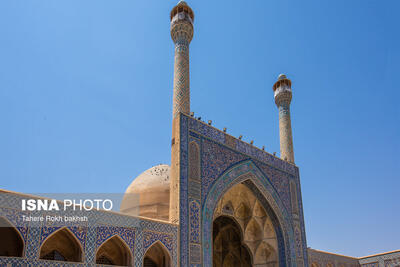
40 225 88 252
189 200 200 244
0 191 178 267
201 162 294 267
359 251 400 267
143 230 173 253
96 225 135 256
173 41 190 118
179 114 310 267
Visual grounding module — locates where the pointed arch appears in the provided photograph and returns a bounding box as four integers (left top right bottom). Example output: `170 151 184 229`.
39 227 82 262
0 216 24 257
202 159 295 267
95 235 132 266
143 240 171 267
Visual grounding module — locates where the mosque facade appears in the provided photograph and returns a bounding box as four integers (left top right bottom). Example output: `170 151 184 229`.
0 1 398 267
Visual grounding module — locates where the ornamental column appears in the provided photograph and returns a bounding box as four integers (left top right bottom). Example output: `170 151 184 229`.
273 74 295 163
169 1 194 224
170 1 194 118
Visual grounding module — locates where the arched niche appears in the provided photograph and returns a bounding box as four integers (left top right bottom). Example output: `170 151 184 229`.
189 141 200 182
143 241 171 267
289 180 299 215
39 227 82 262
213 216 252 267
95 235 132 266
203 160 294 267
0 217 24 257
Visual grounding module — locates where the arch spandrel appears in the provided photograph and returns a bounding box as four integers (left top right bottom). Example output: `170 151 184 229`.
202 159 296 267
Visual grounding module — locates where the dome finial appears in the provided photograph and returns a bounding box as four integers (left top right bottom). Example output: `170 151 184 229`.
278 73 287 80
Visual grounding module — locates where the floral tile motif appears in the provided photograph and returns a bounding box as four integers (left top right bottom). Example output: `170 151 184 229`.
95 225 135 253
189 200 200 244
143 230 174 253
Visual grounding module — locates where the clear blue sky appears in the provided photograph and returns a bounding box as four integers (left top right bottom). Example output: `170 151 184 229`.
0 0 399 258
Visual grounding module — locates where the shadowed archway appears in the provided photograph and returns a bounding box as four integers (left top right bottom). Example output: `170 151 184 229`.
96 235 132 266
143 241 171 267
39 227 82 262
203 160 295 267
0 217 24 257
213 215 252 267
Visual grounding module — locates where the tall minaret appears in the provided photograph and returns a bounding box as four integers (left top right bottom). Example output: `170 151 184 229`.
273 74 295 163
170 1 194 118
169 1 194 223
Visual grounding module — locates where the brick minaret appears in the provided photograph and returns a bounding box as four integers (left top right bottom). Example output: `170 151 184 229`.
273 74 295 163
169 1 194 223
170 0 194 118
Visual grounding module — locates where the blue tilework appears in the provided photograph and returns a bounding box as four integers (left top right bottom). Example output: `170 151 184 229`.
0 192 178 267
143 231 174 253
201 160 296 267
95 225 135 257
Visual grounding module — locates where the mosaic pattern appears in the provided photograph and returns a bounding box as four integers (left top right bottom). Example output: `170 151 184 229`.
95 225 135 255
278 104 294 163
189 141 200 182
256 161 292 213
290 180 299 215
143 230 174 253
173 41 190 117
385 258 400 267
188 139 201 200
194 126 293 215
139 220 178 267
171 10 193 118
295 226 303 258
189 200 200 244
308 248 360 267
180 115 190 266
40 225 88 252
179 114 309 266
0 192 178 267
200 138 247 202
187 115 297 175
201 160 295 267
359 250 400 267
